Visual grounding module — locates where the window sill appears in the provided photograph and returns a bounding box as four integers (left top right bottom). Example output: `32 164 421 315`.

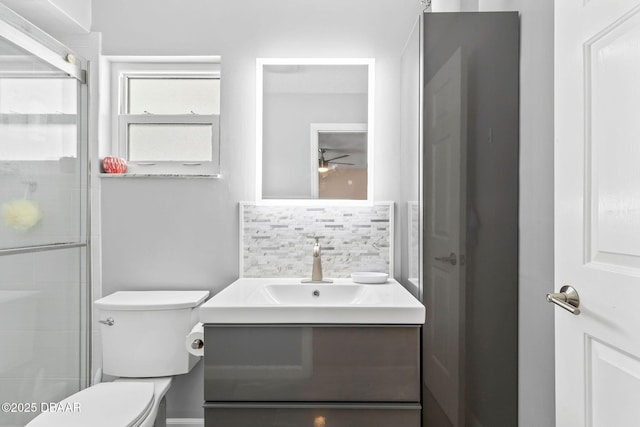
99 173 222 179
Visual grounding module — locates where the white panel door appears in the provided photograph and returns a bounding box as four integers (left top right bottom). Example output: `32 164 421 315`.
423 47 466 427
555 1 640 426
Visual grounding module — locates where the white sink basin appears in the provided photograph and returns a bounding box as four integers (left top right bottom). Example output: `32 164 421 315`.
250 283 379 306
199 278 425 324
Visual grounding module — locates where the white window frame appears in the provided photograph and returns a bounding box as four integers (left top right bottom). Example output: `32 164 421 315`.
110 59 221 175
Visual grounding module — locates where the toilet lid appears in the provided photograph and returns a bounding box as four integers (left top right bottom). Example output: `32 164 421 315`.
95 290 209 310
26 382 154 427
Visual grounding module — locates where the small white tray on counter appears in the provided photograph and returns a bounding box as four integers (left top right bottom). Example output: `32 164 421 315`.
351 272 389 284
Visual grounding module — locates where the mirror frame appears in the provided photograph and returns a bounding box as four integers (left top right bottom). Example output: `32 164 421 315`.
256 58 375 205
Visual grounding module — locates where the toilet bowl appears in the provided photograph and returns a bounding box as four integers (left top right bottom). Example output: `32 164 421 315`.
26 290 209 427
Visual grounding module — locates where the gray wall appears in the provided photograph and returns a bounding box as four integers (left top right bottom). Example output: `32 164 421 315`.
100 178 238 418
92 0 422 419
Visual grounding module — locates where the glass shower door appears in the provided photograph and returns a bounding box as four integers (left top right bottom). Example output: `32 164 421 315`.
0 4 88 426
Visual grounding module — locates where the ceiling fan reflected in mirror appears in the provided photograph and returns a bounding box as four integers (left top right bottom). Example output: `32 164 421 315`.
318 148 354 173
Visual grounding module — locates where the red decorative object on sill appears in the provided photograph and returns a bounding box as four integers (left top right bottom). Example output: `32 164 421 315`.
102 157 128 174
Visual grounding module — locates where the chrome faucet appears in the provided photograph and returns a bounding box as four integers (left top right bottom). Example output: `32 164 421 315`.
302 237 333 283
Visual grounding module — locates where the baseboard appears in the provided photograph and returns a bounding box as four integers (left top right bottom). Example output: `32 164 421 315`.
166 419 204 427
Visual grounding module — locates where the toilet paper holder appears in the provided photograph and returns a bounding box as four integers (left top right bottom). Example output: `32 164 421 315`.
186 322 205 356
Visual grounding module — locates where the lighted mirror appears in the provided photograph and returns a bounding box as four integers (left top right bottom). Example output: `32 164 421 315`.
257 58 374 202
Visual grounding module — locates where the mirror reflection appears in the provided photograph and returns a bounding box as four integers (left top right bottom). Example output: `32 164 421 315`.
313 124 367 199
260 61 372 200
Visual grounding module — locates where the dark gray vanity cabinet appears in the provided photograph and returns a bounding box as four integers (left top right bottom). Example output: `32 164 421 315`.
203 325 421 426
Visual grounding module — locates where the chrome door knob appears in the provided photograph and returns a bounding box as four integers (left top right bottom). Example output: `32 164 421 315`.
547 285 580 315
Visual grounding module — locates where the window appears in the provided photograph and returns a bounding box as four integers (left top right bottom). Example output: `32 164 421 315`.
112 60 221 175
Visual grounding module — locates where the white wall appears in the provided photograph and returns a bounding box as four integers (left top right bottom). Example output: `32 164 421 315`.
92 0 421 419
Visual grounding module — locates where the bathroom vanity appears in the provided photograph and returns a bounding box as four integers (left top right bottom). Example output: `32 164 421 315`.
199 278 425 426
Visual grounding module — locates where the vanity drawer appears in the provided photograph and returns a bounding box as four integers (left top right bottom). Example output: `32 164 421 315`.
204 325 420 402
204 403 421 427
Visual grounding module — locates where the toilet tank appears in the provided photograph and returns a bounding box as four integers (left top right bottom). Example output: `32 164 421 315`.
95 291 209 378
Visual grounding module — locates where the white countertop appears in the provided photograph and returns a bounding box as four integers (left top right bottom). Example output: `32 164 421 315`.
199 277 425 325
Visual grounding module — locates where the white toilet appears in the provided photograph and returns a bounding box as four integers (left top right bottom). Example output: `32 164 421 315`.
27 290 209 427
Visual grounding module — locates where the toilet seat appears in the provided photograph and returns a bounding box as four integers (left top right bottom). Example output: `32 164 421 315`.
26 382 155 427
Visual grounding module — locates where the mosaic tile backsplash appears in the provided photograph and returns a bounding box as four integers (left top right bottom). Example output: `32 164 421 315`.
241 203 393 278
